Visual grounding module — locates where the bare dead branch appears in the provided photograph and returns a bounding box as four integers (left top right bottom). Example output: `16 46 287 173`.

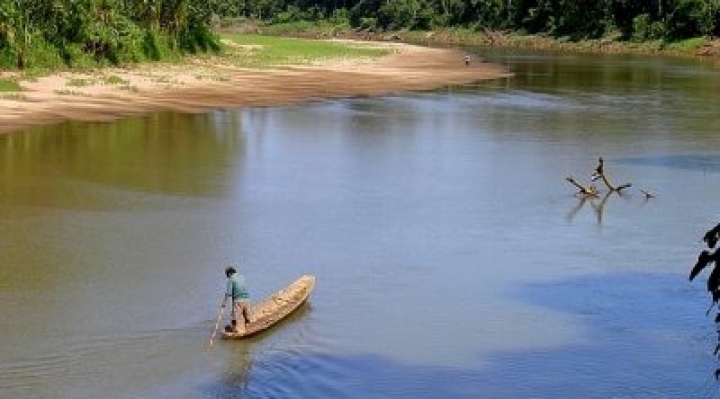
591 157 631 192
566 176 598 197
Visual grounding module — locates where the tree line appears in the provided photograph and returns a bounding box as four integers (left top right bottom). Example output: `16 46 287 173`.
3 0 718 70
0 0 220 69
218 0 720 42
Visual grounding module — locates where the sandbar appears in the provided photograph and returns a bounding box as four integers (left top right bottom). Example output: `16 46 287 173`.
0 41 511 134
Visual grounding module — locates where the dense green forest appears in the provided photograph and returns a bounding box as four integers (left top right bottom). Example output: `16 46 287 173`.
219 0 720 42
2 0 719 70
0 0 220 69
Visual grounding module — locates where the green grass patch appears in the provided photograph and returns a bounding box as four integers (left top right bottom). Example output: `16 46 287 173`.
19 69 47 82
259 20 350 38
0 93 26 100
150 75 172 83
219 33 389 68
663 37 710 51
103 75 128 85
0 78 22 92
66 78 93 87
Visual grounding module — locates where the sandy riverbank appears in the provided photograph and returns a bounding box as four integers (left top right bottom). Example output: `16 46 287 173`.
0 41 511 134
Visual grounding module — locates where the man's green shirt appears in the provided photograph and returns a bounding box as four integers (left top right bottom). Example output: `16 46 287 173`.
226 274 249 300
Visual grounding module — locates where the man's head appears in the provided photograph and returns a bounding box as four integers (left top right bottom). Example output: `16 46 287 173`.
225 266 237 278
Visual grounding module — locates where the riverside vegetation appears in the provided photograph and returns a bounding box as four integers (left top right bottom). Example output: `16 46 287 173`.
216 0 720 56
0 32 391 95
2 0 720 76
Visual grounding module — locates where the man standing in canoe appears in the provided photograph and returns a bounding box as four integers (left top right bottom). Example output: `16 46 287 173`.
222 266 251 333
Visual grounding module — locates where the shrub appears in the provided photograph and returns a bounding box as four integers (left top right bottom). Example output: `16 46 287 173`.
0 79 21 92
632 14 665 41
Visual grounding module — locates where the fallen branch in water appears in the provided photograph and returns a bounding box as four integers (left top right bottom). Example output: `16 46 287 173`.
565 176 599 197
591 157 632 192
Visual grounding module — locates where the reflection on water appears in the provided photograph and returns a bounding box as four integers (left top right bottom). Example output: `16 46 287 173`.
2 49 720 398
212 344 254 397
567 191 609 225
620 154 720 173
0 326 214 399
564 157 652 226
0 112 244 210
205 304 314 399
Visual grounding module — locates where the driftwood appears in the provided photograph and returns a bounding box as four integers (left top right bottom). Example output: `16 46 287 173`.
566 176 598 197
566 157 641 197
591 157 632 192
565 157 655 225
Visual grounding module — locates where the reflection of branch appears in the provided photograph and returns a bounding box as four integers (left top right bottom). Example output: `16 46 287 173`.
589 190 613 225
567 190 613 225
566 157 653 225
567 196 588 222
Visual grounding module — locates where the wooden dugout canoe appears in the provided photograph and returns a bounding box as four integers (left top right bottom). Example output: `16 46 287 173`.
221 274 315 339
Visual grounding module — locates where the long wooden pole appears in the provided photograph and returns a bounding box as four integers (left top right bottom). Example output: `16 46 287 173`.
207 303 225 348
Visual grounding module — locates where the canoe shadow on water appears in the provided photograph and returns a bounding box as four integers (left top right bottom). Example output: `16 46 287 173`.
200 273 717 399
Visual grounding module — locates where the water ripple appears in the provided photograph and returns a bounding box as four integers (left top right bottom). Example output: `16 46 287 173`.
0 327 207 399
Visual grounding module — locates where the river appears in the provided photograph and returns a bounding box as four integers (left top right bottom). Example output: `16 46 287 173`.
1 49 720 398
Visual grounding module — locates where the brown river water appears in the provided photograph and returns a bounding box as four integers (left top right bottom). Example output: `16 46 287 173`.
1 49 720 398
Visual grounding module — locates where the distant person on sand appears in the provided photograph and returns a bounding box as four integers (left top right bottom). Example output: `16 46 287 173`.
465 55 470 67
222 266 251 333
